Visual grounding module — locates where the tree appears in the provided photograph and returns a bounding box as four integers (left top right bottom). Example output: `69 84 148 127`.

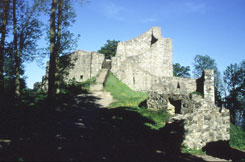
47 0 58 102
47 0 80 102
0 0 10 102
173 63 191 78
11 0 43 98
98 40 120 59
224 60 245 127
192 55 224 106
193 55 218 78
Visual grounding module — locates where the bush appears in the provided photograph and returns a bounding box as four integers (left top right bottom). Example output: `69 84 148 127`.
21 88 47 107
230 123 245 150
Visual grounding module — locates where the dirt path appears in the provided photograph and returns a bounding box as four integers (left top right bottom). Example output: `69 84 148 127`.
89 67 114 108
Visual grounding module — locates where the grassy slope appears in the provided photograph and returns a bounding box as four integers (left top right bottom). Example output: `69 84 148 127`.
104 72 169 130
104 72 147 108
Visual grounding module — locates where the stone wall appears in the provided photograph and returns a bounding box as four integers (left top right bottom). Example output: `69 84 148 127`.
38 50 105 91
181 106 229 150
203 70 215 104
196 70 215 104
151 77 197 94
147 92 230 150
110 27 206 96
111 27 173 91
63 50 105 82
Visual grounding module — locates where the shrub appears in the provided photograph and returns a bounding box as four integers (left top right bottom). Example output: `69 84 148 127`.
230 123 245 150
21 88 47 107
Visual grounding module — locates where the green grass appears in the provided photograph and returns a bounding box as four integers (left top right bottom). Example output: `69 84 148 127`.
104 72 169 130
191 91 204 98
104 72 148 108
81 77 96 91
230 123 245 150
136 108 169 129
21 89 47 107
181 146 206 155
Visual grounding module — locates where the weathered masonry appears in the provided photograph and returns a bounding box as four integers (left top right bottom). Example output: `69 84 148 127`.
111 27 229 149
111 27 215 103
36 27 229 150
36 50 105 91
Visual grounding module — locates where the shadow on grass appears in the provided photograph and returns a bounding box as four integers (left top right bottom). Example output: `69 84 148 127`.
0 93 207 161
202 141 245 161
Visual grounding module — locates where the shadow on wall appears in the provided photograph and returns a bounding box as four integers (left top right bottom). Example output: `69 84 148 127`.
202 141 245 161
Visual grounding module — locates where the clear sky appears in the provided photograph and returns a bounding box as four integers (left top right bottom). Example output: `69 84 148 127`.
24 0 245 88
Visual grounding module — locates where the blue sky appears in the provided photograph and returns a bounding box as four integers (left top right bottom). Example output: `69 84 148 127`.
24 0 245 88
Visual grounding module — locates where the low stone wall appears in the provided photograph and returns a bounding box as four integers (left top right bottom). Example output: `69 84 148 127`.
181 106 230 149
151 77 197 94
147 92 230 150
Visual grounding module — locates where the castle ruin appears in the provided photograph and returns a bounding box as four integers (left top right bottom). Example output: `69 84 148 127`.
36 27 230 150
111 27 215 103
111 27 229 149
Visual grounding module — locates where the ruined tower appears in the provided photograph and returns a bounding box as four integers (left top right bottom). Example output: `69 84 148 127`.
111 27 173 91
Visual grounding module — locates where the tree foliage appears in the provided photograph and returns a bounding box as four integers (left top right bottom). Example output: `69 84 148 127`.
173 63 191 78
46 0 81 103
224 60 245 127
11 0 43 98
98 40 120 59
193 55 219 78
192 55 224 106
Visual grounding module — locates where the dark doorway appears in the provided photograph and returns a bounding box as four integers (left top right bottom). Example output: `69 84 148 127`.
169 99 181 114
